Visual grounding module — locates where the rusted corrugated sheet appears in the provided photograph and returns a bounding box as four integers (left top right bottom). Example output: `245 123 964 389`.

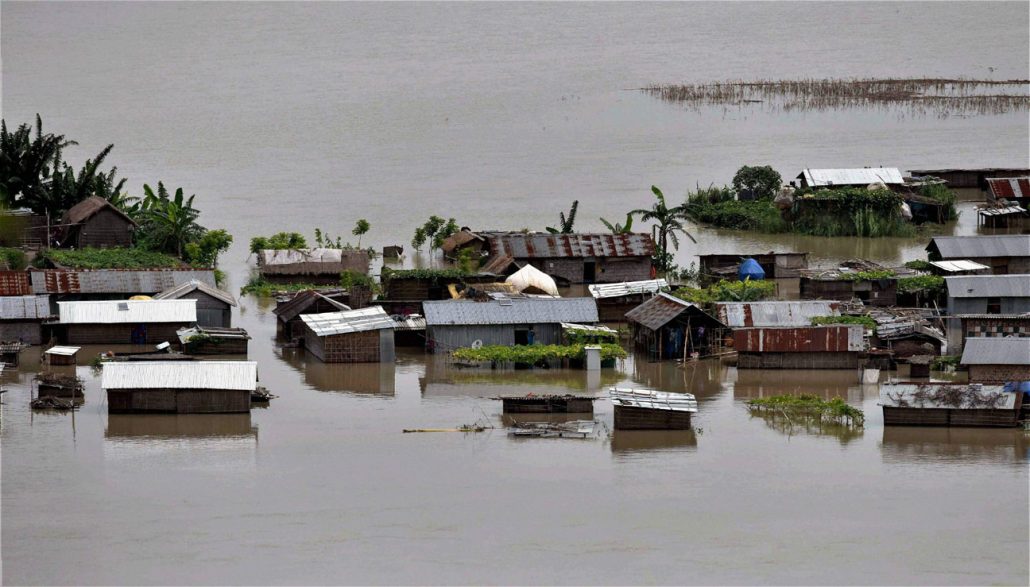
986 177 1030 200
717 301 840 327
0 271 31 296
734 326 864 352
483 233 654 259
30 269 216 294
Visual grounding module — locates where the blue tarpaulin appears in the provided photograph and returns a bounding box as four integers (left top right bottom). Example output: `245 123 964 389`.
738 258 766 281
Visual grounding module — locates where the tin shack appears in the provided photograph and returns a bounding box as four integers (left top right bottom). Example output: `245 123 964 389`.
0 295 51 344
301 306 396 363
55 299 197 345
103 360 257 413
879 381 1023 427
927 235 1030 275
960 337 1030 384
588 279 667 322
732 325 866 369
154 280 236 328
625 293 727 360
423 296 598 349
273 289 352 340
256 248 370 285
58 196 136 249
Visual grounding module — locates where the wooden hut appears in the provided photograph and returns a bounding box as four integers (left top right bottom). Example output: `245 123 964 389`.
103 360 257 413
422 297 598 349
256 248 370 284
587 279 667 322
960 337 1030 383
625 293 727 360
273 289 352 340
154 280 236 328
879 382 1023 427
927 236 1030 275
0 294 51 344
609 388 697 430
55 299 196 345
177 325 250 355
58 196 136 249
301 306 396 363
44 345 80 366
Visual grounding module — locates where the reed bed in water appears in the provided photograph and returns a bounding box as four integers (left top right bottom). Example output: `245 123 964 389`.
643 77 1030 116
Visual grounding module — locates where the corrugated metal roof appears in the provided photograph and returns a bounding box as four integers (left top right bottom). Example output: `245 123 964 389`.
257 248 370 275
588 279 668 299
153 280 237 306
0 295 51 320
561 322 618 335
960 337 1030 366
301 306 395 337
273 290 351 323
879 382 1017 410
945 275 1030 298
799 167 904 187
58 299 197 324
391 314 426 331
423 297 598 326
481 232 654 259
716 301 840 328
609 388 698 413
977 205 1026 217
734 325 865 352
986 177 1030 200
44 346 80 356
102 360 257 391
0 271 31 296
30 269 217 294
624 293 698 331
929 260 990 273
927 235 1030 259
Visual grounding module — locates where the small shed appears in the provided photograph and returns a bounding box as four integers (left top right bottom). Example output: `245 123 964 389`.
103 360 257 413
588 279 667 322
945 275 1030 315
58 196 137 249
796 167 905 189
301 306 396 363
625 293 727 360
44 345 81 366
926 235 1030 274
154 280 237 328
0 294 52 344
879 382 1022 427
423 297 598 349
960 337 1030 383
273 289 352 340
56 299 197 345
257 248 370 284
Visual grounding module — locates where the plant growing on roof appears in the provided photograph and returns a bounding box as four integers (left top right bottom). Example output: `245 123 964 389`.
599 212 634 234
546 200 578 234
249 232 308 254
632 185 696 273
411 215 459 266
731 165 782 200
352 219 370 247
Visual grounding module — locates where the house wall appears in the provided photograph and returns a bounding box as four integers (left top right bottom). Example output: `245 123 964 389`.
948 297 1030 315
179 291 231 328
428 324 561 349
107 388 250 413
968 364 1030 383
800 278 896 306
75 208 133 248
0 321 42 344
305 328 385 363
737 352 861 369
526 257 651 284
62 322 189 345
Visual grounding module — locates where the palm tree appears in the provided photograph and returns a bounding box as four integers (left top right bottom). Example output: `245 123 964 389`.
139 182 204 258
631 185 696 272
0 115 77 209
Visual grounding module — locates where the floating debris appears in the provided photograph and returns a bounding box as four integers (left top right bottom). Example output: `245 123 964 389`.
30 396 78 411
507 419 601 439
251 386 277 403
493 394 596 414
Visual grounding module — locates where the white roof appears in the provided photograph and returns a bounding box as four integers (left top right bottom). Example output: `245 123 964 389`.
58 299 197 324
929 260 990 273
101 361 258 391
0 295 51 320
561 322 618 335
505 264 559 297
153 280 237 306
800 167 904 187
301 306 395 337
44 346 81 356
609 387 698 413
588 279 667 299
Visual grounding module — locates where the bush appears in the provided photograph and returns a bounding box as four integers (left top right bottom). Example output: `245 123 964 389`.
38 247 182 269
250 232 307 255
897 275 945 294
732 165 782 200
452 343 627 365
683 197 788 232
903 259 933 271
791 188 913 237
0 247 27 270
670 279 777 305
240 277 320 297
811 315 877 330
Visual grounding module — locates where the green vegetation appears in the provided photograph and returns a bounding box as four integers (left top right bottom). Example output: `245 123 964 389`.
670 278 776 305
746 394 864 427
340 269 377 290
452 343 627 365
599 212 635 234
411 215 459 264
683 196 787 232
903 259 933 271
546 200 578 234
919 183 958 221
184 228 232 268
0 247 27 270
240 277 320 297
839 269 896 281
562 327 619 345
731 165 782 199
897 275 945 295
632 185 695 273
381 267 470 282
37 247 182 269
250 232 308 254
931 355 960 371
811 315 877 330
352 219 370 247
791 188 913 237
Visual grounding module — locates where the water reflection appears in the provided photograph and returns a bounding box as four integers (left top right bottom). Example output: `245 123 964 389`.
731 368 869 404
277 347 395 395
881 427 1029 464
420 356 621 397
610 430 698 454
105 413 257 439
745 409 864 445
628 355 726 400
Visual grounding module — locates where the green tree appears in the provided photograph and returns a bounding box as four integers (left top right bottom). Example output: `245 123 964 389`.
546 200 578 234
0 115 76 209
411 226 427 252
137 182 204 258
600 212 634 234
250 232 307 254
352 218 370 247
732 165 782 200
184 228 233 267
631 185 696 273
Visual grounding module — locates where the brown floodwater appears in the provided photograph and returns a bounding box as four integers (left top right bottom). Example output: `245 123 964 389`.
3 2 1029 585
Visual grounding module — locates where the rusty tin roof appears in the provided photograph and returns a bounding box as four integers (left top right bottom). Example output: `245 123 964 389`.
482 232 654 259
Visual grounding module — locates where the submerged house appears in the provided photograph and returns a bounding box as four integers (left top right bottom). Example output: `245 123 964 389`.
588 278 667 322
301 306 396 363
103 360 257 414
54 299 196 344
256 248 370 284
798 261 916 307
960 337 1030 384
273 289 352 340
445 231 655 284
697 252 809 282
0 295 52 344
879 382 1023 428
926 236 1030 275
946 313 1030 356
986 177 1030 207
58 196 137 249
944 275 1030 315
625 293 727 360
29 268 217 303
715 300 841 329
796 167 905 189
423 297 598 349
154 280 237 328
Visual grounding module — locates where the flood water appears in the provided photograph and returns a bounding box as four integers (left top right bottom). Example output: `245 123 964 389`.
2 2 1029 585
